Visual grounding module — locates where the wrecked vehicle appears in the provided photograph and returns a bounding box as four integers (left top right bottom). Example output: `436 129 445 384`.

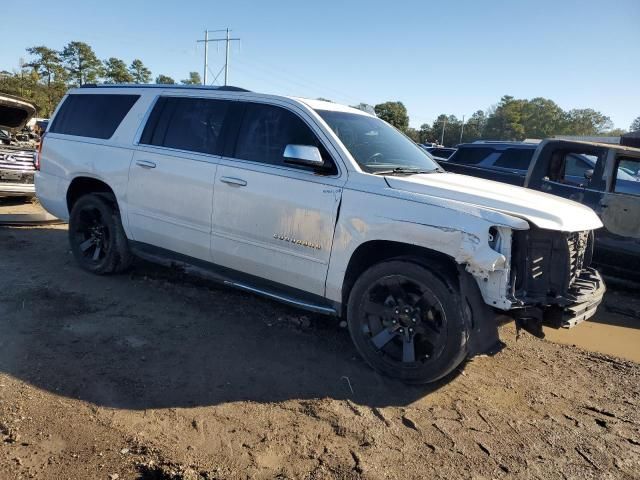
444 140 640 279
0 94 38 198
36 86 605 383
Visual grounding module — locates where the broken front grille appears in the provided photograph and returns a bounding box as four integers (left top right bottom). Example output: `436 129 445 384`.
511 227 592 303
567 231 590 285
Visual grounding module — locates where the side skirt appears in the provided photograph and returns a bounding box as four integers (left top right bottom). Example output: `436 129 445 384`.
129 241 340 317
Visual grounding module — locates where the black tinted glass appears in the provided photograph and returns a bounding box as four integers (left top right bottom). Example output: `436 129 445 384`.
449 147 494 165
235 103 328 168
493 148 535 170
141 97 230 155
50 94 139 139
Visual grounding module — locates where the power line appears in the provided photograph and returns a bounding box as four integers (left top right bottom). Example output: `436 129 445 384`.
197 28 241 86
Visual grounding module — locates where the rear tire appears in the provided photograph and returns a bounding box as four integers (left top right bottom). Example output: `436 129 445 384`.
68 194 133 274
347 260 468 384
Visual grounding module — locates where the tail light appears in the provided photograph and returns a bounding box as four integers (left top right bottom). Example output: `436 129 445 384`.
35 132 45 171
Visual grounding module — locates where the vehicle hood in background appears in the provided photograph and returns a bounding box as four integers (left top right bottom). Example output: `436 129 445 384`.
0 94 36 131
385 172 603 232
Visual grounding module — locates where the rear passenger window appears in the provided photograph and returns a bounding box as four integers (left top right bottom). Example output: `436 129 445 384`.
492 148 534 170
140 97 230 155
234 102 334 172
449 147 494 165
50 94 139 139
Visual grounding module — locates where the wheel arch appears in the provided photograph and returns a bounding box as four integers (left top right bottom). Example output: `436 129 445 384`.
340 240 459 316
66 176 118 213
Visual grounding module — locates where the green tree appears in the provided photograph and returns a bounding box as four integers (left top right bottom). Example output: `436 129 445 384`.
181 71 202 85
431 114 463 146
521 97 565 139
25 46 65 88
129 59 151 84
418 123 434 144
103 57 133 84
563 109 613 136
601 128 627 137
374 101 409 131
404 127 420 143
483 95 526 140
61 41 103 86
24 46 67 115
630 116 640 132
461 110 486 143
155 74 175 84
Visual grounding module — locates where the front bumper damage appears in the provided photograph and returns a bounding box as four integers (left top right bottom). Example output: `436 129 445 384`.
509 227 606 336
512 267 605 335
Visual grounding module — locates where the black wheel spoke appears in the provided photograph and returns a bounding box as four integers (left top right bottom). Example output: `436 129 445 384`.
371 328 397 349
92 245 102 261
415 290 439 309
363 299 388 317
402 336 416 363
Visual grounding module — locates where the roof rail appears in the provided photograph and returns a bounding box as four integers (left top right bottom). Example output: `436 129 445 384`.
80 84 251 92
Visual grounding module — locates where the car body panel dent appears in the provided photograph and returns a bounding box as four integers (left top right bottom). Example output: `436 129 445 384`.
325 188 515 310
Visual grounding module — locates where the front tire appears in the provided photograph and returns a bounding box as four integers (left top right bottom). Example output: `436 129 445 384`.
347 260 468 384
68 194 133 274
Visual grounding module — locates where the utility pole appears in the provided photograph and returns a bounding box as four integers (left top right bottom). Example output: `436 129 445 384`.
459 115 465 144
197 28 241 86
440 117 447 146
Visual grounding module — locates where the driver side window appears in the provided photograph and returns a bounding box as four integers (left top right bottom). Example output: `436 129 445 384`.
234 102 335 173
548 150 602 189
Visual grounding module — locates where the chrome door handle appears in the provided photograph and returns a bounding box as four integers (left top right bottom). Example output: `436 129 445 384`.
220 176 247 187
136 160 156 169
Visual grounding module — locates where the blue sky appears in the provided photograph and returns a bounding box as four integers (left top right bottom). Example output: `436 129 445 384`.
2 0 639 129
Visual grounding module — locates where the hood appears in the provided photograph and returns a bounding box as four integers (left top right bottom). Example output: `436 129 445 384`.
0 94 36 132
385 172 603 232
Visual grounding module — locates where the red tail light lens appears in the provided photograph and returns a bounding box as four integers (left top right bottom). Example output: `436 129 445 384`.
35 132 45 171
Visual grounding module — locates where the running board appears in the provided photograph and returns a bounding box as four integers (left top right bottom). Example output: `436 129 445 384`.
223 281 337 315
130 241 339 317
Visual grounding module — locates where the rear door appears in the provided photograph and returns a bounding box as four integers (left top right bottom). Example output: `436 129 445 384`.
211 101 345 297
127 95 231 261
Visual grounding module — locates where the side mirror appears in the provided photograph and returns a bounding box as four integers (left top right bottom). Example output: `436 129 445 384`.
584 169 594 181
283 144 324 168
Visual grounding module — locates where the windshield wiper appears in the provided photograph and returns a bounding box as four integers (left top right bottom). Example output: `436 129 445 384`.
371 167 439 176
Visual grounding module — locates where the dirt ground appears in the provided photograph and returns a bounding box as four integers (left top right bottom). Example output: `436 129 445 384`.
1 202 639 479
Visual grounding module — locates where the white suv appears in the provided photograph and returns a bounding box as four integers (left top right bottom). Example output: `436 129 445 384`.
36 85 605 383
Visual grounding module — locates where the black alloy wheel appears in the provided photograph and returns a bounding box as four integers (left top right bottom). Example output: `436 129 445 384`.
68 194 133 274
347 260 467 384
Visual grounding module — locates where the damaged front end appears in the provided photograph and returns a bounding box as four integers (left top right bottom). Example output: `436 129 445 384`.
509 227 605 335
0 94 38 197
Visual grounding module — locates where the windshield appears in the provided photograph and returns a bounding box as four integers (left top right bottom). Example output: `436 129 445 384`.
316 110 441 174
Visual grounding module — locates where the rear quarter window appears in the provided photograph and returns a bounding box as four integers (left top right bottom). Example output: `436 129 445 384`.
492 148 535 170
448 147 494 165
50 94 140 139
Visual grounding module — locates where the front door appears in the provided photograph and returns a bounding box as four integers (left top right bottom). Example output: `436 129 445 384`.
596 154 640 276
211 101 345 297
